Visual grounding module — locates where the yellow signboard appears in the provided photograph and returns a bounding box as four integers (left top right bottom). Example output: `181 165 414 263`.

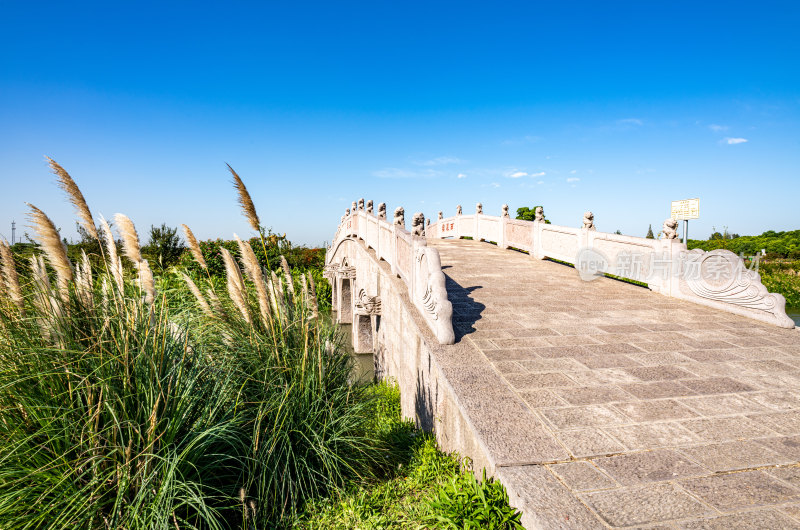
671 198 699 220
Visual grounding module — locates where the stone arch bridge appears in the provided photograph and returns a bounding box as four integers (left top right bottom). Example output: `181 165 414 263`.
325 199 799 529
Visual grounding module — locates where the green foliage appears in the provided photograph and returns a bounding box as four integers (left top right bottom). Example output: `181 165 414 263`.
299 386 523 529
688 229 800 259
515 206 550 224
424 469 524 529
646 224 654 239
0 238 382 528
143 223 185 270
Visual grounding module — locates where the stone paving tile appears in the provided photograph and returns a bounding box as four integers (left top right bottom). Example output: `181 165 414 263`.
542 334 605 346
623 365 695 381
482 347 544 361
516 358 586 372
734 346 793 359
733 359 799 374
680 440 791 472
680 349 746 362
681 470 800 511
619 381 698 399
582 483 715 527
490 361 524 374
613 399 699 422
577 354 645 369
749 411 800 436
758 436 800 460
563 369 642 386
767 466 800 487
503 372 575 390
548 461 618 492
680 416 778 442
680 377 755 395
556 429 627 458
593 448 708 486
530 345 589 358
677 509 800 529
748 390 800 411
631 341 693 352
582 342 646 355
519 389 568 408
627 352 695 366
541 404 630 429
680 362 744 378
677 394 768 416
605 422 701 450
497 465 606 529
553 385 635 405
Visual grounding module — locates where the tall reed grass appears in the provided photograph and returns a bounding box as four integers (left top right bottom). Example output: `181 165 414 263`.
0 162 384 528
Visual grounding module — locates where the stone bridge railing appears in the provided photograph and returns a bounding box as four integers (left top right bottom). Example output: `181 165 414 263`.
325 199 455 344
427 203 795 329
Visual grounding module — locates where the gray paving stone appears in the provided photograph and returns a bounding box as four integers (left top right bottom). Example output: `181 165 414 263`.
680 440 790 472
678 394 767 416
624 365 695 381
577 354 645 369
605 422 701 450
681 470 800 510
554 385 635 405
749 411 800 436
518 389 568 408
619 381 697 399
556 429 627 458
542 404 630 430
680 377 755 395
613 399 699 422
767 466 800 487
593 448 708 485
678 509 800 529
680 416 778 442
583 483 714 527
548 461 618 491
758 436 800 460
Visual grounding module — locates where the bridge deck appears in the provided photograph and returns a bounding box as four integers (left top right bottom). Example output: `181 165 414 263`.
430 238 800 529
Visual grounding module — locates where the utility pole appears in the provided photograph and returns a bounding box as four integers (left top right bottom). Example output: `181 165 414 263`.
11 221 15 245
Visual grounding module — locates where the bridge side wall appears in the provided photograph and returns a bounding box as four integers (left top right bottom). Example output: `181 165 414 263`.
428 211 794 329
327 237 497 473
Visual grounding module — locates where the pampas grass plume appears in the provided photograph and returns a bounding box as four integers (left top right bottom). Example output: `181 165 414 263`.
0 240 24 312
114 213 142 263
99 216 124 291
48 157 98 240
227 164 261 233
182 224 207 270
26 203 73 297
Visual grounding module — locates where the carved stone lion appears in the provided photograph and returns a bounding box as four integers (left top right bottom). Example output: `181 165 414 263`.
583 211 595 231
377 202 386 219
476 203 483 214
412 212 425 237
351 201 357 213
345 208 350 216
438 211 443 220
358 198 364 210
456 205 462 215
366 199 373 214
534 206 544 221
394 206 405 227
502 204 509 218
663 218 679 239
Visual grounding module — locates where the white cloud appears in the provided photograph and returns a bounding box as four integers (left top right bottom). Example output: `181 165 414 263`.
456 173 467 179
530 171 546 177
491 182 500 188
536 180 544 185
570 169 577 174
709 124 729 132
617 118 643 126
508 171 527 178
501 135 541 145
724 137 748 145
567 177 580 183
415 156 463 166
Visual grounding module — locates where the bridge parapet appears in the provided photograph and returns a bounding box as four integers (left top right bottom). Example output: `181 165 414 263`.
326 202 455 345
429 205 794 329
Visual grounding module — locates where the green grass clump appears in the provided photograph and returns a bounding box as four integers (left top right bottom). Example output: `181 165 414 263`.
298 384 523 530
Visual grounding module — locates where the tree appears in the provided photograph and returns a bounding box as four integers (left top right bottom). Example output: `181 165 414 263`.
614 230 622 235
144 223 184 269
646 225 654 239
516 206 550 224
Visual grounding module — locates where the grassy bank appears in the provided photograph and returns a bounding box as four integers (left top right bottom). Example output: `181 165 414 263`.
0 160 523 529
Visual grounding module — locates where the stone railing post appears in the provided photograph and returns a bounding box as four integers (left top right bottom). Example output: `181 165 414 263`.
499 204 508 248
474 203 482 240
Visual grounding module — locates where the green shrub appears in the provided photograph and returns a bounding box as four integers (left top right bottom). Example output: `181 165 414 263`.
424 468 524 529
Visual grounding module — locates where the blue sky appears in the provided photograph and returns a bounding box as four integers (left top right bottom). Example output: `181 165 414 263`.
1 1 798 246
